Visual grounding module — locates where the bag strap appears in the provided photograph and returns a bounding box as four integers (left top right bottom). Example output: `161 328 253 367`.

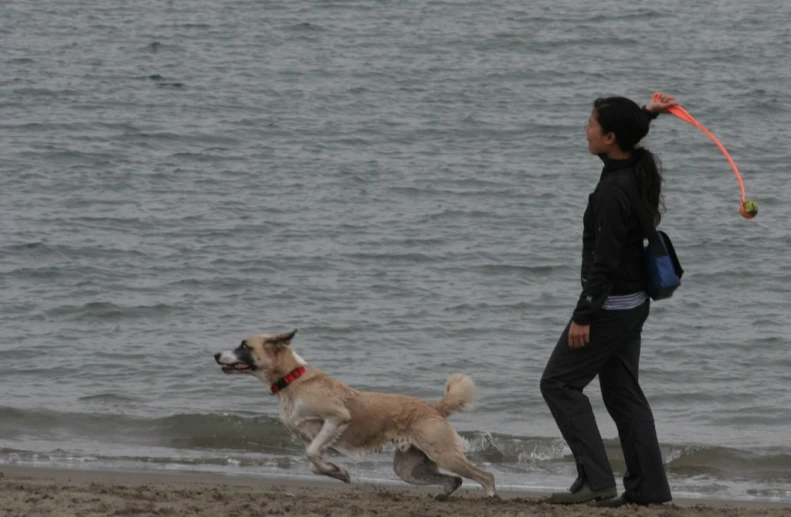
623 180 668 258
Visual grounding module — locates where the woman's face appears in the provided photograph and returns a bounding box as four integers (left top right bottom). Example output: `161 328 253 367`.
585 109 616 155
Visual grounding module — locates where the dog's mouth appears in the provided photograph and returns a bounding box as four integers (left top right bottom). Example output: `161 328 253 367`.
220 362 254 374
215 351 256 375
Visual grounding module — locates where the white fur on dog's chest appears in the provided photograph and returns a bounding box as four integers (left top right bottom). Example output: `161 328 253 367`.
279 397 324 442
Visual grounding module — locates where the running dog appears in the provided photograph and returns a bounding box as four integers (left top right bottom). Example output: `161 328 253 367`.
214 330 496 500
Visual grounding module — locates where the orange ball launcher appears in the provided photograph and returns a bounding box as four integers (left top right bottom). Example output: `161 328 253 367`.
653 92 758 219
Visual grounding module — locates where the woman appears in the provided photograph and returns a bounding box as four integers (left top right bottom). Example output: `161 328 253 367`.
540 92 678 507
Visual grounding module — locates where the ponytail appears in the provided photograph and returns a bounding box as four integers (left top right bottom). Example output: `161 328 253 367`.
633 147 664 226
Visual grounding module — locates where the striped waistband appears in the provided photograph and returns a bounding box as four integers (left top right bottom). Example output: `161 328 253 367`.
602 291 648 311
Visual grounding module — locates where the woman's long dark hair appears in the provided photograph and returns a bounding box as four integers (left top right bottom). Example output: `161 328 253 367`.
593 96 664 226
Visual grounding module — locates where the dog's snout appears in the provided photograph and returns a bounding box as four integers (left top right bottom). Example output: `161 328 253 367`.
214 353 222 363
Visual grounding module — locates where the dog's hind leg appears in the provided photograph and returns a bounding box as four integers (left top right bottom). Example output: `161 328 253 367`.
411 422 497 498
305 417 351 483
431 449 496 498
393 445 462 501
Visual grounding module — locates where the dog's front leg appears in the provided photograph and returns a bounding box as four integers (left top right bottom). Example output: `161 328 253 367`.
306 415 351 483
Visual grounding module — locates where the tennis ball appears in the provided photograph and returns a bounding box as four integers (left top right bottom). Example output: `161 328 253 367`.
740 200 758 219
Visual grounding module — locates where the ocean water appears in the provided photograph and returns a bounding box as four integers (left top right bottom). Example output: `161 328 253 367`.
2 0 790 503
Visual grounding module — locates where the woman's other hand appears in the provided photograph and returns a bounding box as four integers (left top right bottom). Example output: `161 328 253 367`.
568 322 590 349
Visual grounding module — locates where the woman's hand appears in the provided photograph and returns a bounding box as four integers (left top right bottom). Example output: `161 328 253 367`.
646 92 679 114
568 321 590 349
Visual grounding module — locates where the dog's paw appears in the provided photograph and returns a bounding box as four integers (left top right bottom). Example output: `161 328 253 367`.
329 463 351 483
434 493 450 502
336 469 351 483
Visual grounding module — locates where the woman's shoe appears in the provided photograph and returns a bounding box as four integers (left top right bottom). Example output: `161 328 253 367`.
591 495 670 507
547 483 617 505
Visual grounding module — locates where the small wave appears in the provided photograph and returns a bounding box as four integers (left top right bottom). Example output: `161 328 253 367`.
444 301 539 313
11 87 82 97
44 302 177 321
157 413 299 453
469 263 562 275
78 393 142 403
459 431 572 464
169 151 243 162
2 407 791 484
164 277 257 290
2 241 149 264
172 23 212 29
0 447 294 473
455 431 791 483
5 266 70 281
2 242 81 262
3 241 46 251
0 407 296 453
285 22 324 32
122 130 239 146
665 445 791 481
344 252 436 264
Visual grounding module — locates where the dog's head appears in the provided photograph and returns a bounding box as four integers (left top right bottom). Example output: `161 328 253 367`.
214 329 304 382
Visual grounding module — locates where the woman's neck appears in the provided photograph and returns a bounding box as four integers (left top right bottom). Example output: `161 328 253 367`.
605 148 631 160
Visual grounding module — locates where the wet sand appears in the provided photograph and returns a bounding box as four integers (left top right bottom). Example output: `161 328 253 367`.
1 466 788 517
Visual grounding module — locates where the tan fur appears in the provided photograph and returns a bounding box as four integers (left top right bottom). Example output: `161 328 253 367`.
215 330 497 499
436 373 476 417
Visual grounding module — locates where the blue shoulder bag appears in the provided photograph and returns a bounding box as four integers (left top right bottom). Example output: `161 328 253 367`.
626 188 684 301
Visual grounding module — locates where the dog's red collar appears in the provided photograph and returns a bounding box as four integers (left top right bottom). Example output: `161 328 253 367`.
271 366 307 395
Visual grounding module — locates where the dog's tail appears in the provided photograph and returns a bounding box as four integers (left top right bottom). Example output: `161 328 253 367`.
435 373 476 417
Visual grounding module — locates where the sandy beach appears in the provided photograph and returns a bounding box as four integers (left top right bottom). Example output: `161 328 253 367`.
1 466 788 517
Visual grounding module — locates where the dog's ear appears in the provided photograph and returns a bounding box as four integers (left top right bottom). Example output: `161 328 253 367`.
268 329 297 346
